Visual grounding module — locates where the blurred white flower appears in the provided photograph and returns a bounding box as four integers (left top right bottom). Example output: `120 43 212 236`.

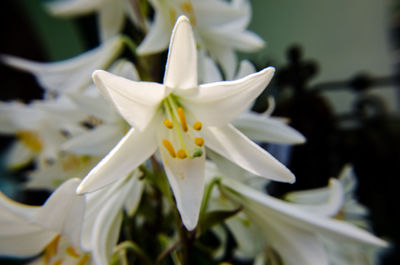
0 179 86 258
0 97 86 168
138 0 264 79
77 16 294 231
219 177 387 265
46 0 147 41
1 36 124 97
285 164 381 265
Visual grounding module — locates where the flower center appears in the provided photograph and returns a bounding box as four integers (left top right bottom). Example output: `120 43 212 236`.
161 95 204 160
43 234 90 265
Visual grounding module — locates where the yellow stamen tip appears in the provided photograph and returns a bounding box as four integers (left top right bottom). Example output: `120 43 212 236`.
66 246 80 258
177 149 187 159
163 119 174 129
162 139 176 158
193 121 202 131
177 107 188 132
52 259 63 265
77 254 90 265
17 130 43 152
194 137 204 147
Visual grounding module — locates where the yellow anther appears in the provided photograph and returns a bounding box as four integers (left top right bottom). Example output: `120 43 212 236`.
52 259 63 265
162 139 176 158
180 2 197 25
44 235 61 265
194 137 204 147
193 121 202 131
169 9 177 26
62 155 81 172
177 149 187 159
17 130 43 152
177 107 188 132
77 254 90 265
66 246 80 258
163 119 174 129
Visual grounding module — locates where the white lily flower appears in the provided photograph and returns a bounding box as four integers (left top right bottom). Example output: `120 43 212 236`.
1 36 124 96
0 98 85 168
284 165 381 265
77 16 294 231
202 56 306 145
46 0 146 41
285 164 370 227
0 179 86 259
138 0 264 79
220 177 387 265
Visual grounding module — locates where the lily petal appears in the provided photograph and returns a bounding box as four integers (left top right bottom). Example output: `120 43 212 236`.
62 125 123 156
183 67 275 126
232 113 306 144
204 124 295 183
161 149 205 230
1 37 124 94
164 16 198 92
136 12 170 55
222 178 388 247
285 179 345 217
46 0 102 16
98 0 125 41
33 178 85 247
92 70 166 131
77 127 157 194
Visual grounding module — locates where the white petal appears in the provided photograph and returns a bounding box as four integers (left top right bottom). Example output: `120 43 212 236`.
164 16 198 92
136 12 171 54
92 70 166 131
232 113 306 144
235 60 256 79
90 175 135 265
255 217 329 265
5 141 35 169
161 149 205 230
62 125 123 156
1 37 124 93
124 172 145 216
33 178 85 247
222 178 388 247
199 53 223 83
77 127 157 194
204 125 295 183
0 192 55 257
183 67 275 126
285 179 345 217
46 0 102 16
98 0 125 41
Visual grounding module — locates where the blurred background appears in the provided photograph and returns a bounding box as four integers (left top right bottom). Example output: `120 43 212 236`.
0 0 399 264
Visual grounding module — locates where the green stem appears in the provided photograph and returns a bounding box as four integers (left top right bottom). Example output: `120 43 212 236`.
113 241 153 265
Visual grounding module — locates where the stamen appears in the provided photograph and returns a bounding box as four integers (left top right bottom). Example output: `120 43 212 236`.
163 119 174 129
163 139 176 158
44 235 61 265
193 121 202 131
77 254 90 265
66 246 80 258
177 149 187 159
177 107 188 132
169 9 177 26
17 130 43 152
52 259 63 265
194 137 204 147
180 2 197 25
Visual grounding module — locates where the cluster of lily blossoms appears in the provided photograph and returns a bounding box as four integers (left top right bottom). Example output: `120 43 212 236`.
0 1 388 265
